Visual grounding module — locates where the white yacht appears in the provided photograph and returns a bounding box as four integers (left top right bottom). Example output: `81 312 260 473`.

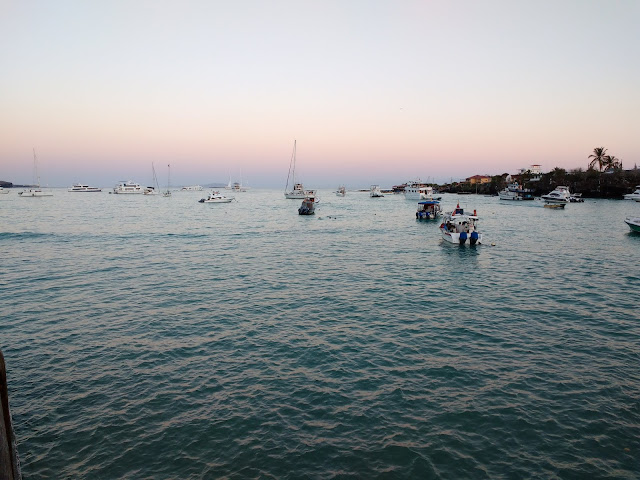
181 185 203 191
284 140 315 199
19 149 53 197
439 204 482 245
198 191 234 203
404 183 434 201
623 186 640 201
541 186 571 204
68 184 101 192
498 182 534 201
111 181 144 194
370 185 384 197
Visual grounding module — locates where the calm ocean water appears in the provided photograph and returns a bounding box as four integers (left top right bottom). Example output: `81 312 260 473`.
1 188 639 479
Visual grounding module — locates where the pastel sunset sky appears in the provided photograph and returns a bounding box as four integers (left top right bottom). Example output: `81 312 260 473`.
1 0 638 187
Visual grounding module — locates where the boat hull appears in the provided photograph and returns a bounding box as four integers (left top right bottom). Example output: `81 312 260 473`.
440 228 482 245
200 198 233 203
625 218 640 232
18 190 53 197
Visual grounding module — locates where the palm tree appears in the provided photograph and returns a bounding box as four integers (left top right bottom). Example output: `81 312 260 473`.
606 155 622 170
588 147 608 171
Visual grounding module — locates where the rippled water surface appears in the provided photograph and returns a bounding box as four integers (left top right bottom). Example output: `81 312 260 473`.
1 189 639 478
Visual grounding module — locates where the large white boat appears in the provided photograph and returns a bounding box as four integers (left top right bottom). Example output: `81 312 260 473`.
498 182 534 201
111 181 144 194
623 186 640 201
181 185 203 191
416 200 442 220
284 140 315 199
18 149 53 197
370 185 384 197
198 191 234 203
68 184 101 192
541 186 571 204
439 204 482 245
404 183 434 201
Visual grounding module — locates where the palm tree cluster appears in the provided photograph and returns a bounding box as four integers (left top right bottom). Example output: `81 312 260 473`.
588 147 622 171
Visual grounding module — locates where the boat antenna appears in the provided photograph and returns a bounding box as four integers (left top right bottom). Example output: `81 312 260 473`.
285 139 296 193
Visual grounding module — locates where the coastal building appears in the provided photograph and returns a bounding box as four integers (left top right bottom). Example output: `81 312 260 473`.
518 165 543 181
466 175 491 185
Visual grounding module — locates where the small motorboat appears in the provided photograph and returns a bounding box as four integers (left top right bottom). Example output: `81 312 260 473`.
335 186 346 196
198 191 233 203
439 204 482 245
624 217 640 233
370 185 384 197
298 196 315 215
416 200 442 220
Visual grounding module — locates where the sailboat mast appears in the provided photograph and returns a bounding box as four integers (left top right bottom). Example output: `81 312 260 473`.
32 148 40 187
285 140 296 192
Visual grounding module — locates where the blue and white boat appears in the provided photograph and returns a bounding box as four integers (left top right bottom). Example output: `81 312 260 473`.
439 204 482 245
416 200 442 220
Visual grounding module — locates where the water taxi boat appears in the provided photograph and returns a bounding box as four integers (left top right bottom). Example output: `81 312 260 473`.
416 200 442 220
439 204 482 245
198 191 233 203
298 196 316 215
541 186 571 204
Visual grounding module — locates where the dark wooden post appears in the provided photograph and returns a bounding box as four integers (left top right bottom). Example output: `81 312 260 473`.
0 350 21 480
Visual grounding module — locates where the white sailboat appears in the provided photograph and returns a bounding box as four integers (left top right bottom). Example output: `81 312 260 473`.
163 164 172 197
18 149 53 197
284 140 315 199
144 162 160 195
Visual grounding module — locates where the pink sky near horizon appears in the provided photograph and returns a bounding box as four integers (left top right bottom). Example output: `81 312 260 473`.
1 1 638 187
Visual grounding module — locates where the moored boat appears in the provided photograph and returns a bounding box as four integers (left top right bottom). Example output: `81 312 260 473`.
284 140 315 199
404 183 434 201
111 181 144 194
181 185 203 191
335 186 346 196
370 185 384 197
623 186 640 201
416 200 442 220
198 191 233 203
624 217 640 232
298 196 316 215
0 186 10 194
439 204 482 245
498 182 534 201
68 184 101 192
18 149 53 197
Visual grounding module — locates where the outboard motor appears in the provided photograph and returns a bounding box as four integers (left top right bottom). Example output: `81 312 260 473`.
459 231 468 245
470 231 479 245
